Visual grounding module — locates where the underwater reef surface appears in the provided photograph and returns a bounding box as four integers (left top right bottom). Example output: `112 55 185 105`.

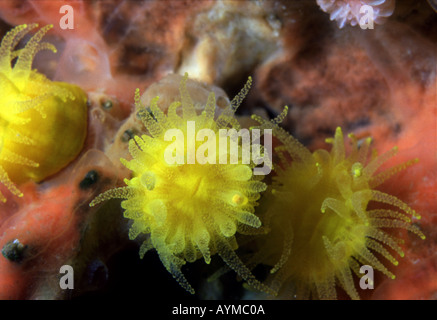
0 0 434 300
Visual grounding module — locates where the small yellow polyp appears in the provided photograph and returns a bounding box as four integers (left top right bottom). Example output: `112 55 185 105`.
0 24 88 202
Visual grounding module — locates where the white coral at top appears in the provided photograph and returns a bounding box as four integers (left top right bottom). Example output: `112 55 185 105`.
316 0 395 28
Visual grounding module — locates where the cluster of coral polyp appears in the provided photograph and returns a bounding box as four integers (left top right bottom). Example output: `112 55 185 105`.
0 0 434 300
1 21 424 299
86 72 424 299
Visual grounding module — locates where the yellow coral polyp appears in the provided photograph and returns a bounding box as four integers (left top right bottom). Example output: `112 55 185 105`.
0 24 88 201
253 113 425 300
90 73 272 294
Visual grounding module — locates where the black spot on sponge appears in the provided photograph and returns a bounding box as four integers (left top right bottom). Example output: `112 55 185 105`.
2 239 27 263
79 170 100 190
121 129 136 142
